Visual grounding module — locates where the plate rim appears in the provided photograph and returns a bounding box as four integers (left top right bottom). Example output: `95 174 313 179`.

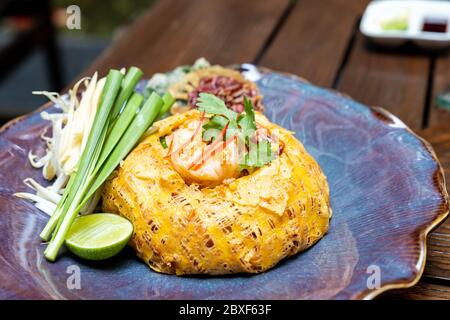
250 65 449 299
0 65 449 300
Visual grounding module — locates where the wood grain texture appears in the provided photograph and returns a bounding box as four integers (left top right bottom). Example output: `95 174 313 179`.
259 0 368 87
426 223 450 279
421 127 450 204
429 52 450 128
80 0 290 78
337 36 430 131
380 281 450 300
420 126 450 280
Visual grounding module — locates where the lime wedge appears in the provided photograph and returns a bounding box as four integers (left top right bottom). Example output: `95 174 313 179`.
65 213 133 261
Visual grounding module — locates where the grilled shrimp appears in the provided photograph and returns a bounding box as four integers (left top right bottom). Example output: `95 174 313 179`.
165 118 241 186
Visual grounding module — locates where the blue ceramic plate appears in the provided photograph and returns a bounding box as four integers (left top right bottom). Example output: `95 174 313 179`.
0 65 448 299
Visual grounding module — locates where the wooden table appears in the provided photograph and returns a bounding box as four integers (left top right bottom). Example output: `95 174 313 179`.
80 0 450 299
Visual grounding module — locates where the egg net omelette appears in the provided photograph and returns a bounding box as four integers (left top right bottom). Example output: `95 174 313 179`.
102 112 332 275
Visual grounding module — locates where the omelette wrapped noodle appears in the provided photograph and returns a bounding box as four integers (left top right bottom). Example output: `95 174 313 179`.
102 110 332 275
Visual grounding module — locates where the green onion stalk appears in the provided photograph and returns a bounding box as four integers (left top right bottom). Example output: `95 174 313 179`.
40 70 124 244
42 69 124 260
41 66 166 262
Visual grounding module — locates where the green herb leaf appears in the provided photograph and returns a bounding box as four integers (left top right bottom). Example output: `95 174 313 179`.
160 136 168 149
240 139 275 170
202 117 225 142
238 96 257 132
202 127 222 142
196 93 276 171
196 93 238 127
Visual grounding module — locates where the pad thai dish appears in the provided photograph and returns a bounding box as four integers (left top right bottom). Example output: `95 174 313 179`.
15 58 332 275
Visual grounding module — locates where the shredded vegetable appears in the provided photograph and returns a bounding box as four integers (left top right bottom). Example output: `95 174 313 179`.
15 66 174 262
15 73 106 216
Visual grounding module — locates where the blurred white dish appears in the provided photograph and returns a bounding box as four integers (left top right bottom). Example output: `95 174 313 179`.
360 0 450 48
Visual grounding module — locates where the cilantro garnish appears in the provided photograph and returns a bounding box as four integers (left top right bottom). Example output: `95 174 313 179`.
238 96 257 133
196 93 277 170
197 93 238 128
240 139 276 169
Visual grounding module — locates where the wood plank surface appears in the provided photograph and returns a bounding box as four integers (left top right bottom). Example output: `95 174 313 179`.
380 281 450 300
259 0 368 87
428 52 450 128
426 223 450 279
81 0 290 77
419 126 450 280
337 36 430 131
